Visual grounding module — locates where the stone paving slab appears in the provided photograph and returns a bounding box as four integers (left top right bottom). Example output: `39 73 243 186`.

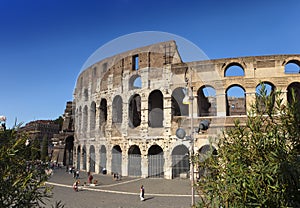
48 168 193 196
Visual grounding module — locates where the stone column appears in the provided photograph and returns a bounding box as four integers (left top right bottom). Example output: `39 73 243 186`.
164 152 172 179
122 152 128 176
216 88 226 116
141 154 148 178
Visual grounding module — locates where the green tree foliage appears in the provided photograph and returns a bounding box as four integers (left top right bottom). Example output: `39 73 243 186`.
196 85 300 207
0 128 52 207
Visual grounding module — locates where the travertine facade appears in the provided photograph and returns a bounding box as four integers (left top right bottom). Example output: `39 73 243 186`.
73 40 300 179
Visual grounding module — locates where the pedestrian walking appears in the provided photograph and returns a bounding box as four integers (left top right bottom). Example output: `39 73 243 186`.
73 180 79 192
140 185 145 201
76 169 79 179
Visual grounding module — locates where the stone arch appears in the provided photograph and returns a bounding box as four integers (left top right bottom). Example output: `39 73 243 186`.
198 144 217 178
171 144 189 179
148 145 164 178
84 88 88 101
287 82 300 108
83 105 88 133
77 145 81 170
256 82 276 112
111 145 122 174
112 95 123 124
90 101 96 133
226 84 246 116
99 145 107 173
128 145 142 177
129 74 142 90
197 85 217 117
128 94 141 128
171 87 188 117
89 145 95 172
78 106 82 133
82 145 87 170
284 59 300 74
224 62 245 77
99 99 107 131
64 136 74 167
148 90 164 127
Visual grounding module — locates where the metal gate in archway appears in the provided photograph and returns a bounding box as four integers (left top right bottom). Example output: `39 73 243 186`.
148 154 164 178
128 154 141 177
111 153 122 174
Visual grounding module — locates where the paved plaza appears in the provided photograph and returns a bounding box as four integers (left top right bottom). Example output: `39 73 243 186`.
43 168 199 208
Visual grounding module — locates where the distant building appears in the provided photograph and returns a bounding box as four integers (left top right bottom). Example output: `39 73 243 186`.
51 101 75 166
19 120 60 145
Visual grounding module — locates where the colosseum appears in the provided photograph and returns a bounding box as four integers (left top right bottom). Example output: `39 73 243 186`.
73 40 300 179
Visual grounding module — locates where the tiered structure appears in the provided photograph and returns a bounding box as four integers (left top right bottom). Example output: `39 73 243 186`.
73 40 300 179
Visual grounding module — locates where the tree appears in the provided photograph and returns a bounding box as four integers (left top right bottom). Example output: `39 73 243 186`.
0 128 52 207
196 85 300 207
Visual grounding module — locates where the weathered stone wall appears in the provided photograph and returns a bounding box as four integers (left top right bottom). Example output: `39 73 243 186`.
73 41 300 179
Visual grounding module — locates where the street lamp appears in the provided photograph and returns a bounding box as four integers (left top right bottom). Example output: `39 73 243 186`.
176 68 210 207
176 67 196 206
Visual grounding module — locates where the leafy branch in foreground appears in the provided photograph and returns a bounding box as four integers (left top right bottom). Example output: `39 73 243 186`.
196 85 300 207
0 128 52 208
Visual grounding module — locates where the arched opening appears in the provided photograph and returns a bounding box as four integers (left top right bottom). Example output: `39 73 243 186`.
64 136 74 167
128 94 141 128
111 145 122 174
82 146 87 170
171 87 188 117
112 95 123 124
77 146 81 170
129 75 142 90
99 99 107 131
78 107 82 134
287 82 300 112
99 145 107 173
89 145 95 172
197 86 216 117
256 82 276 113
84 88 88 101
172 145 189 179
198 145 217 178
224 63 245 77
90 102 96 136
83 105 88 134
226 85 246 116
148 90 164 127
284 60 300 74
128 145 142 177
148 145 164 178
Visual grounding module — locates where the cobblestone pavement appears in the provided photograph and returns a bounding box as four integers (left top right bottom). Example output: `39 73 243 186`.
43 168 199 208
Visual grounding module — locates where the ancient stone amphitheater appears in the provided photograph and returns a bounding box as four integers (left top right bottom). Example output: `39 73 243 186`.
73 40 300 179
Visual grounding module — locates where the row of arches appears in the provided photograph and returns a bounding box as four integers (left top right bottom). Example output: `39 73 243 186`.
224 60 300 76
76 82 300 134
74 144 216 178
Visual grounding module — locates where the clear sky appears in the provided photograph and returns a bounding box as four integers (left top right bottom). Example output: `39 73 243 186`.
1 0 300 128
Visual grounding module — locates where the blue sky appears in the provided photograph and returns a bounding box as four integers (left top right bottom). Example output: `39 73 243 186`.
1 0 300 128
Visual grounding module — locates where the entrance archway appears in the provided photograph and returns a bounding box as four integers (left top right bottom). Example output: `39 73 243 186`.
128 145 141 177
148 145 164 178
172 145 189 178
111 145 122 174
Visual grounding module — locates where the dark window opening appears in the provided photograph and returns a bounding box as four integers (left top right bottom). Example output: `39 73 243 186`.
112 96 123 124
197 86 216 117
148 90 164 128
128 94 141 128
